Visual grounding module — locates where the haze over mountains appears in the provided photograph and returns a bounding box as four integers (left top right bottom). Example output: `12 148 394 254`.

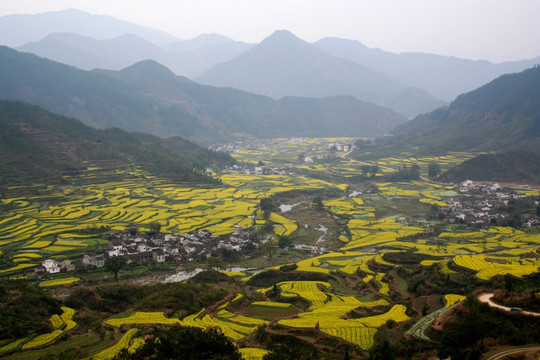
195 30 445 118
314 37 540 102
0 46 405 144
17 32 253 79
386 66 540 183
3 9 539 119
1 7 540 187
0 8 180 47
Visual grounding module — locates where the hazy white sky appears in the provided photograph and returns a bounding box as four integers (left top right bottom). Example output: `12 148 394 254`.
1 0 539 62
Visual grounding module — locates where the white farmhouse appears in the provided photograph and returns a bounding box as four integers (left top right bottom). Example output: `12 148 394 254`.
41 259 61 274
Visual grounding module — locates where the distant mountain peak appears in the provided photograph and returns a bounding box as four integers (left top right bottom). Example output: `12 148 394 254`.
251 29 314 55
262 29 303 44
39 32 95 42
191 33 235 44
119 59 175 79
270 29 296 37
0 8 181 47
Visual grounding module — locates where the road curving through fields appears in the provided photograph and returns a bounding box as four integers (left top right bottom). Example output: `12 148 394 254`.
478 293 540 317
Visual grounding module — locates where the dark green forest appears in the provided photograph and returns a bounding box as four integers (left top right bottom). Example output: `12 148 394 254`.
392 66 540 154
0 100 234 186
439 151 540 183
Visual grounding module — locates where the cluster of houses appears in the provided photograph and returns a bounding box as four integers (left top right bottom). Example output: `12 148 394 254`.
208 138 284 153
327 142 353 153
224 164 287 176
36 226 264 274
440 180 539 226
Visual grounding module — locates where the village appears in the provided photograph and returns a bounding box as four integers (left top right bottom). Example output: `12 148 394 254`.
440 180 539 227
34 180 538 277
213 137 356 176
36 224 265 275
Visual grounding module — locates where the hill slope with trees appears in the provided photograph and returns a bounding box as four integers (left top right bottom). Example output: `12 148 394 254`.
383 66 540 184
439 152 540 184
393 66 540 153
0 100 234 186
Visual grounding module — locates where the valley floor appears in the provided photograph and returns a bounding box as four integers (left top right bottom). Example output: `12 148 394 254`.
1 138 539 360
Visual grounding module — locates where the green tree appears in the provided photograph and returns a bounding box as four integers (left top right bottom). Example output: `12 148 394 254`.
206 256 226 270
260 239 277 263
263 335 318 360
369 165 379 177
410 164 420 179
149 221 161 233
369 338 394 360
104 256 127 281
260 197 274 218
369 330 395 360
312 196 324 210
360 165 371 177
263 220 274 233
428 163 441 179
278 235 293 249
438 299 492 360
114 326 241 360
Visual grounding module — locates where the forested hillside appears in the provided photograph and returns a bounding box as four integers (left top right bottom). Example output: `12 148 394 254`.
0 100 234 186
439 152 540 184
393 66 540 153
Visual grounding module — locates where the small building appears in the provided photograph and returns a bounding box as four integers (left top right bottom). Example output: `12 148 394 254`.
152 250 166 263
83 253 105 268
57 259 75 272
42 259 61 274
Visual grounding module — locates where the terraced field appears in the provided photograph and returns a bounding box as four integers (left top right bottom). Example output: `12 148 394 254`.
0 167 348 273
1 138 539 359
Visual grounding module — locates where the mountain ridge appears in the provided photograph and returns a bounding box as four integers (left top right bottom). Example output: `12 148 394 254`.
0 46 406 144
196 30 445 118
17 31 254 78
0 8 180 47
315 37 540 101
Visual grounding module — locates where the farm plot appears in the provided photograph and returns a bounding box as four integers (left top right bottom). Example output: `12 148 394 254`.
105 312 182 327
91 328 138 360
11 307 78 350
269 279 405 350
1 168 347 270
373 153 476 174
453 254 539 280
375 181 452 207
406 305 457 341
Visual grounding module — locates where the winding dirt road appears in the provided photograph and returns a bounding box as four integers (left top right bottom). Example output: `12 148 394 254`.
478 294 540 359
478 293 540 317
483 346 540 360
